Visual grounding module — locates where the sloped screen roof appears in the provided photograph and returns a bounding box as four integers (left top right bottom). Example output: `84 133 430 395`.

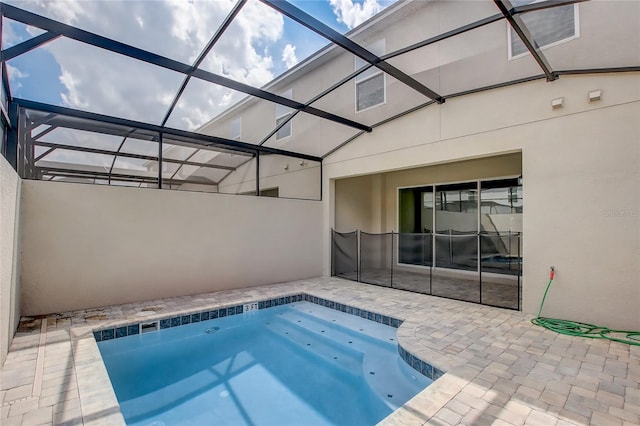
1 0 638 188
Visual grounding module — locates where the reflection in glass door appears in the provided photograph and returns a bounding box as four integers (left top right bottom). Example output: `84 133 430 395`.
434 182 478 271
480 178 523 275
398 186 432 266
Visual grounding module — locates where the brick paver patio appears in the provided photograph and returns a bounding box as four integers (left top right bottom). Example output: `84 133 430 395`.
1 277 638 425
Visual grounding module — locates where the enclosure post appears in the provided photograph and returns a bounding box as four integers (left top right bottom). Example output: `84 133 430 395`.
6 102 18 170
357 229 361 283
429 233 433 295
255 151 260 196
390 231 394 288
517 233 521 311
158 132 163 189
330 229 334 277
479 233 483 305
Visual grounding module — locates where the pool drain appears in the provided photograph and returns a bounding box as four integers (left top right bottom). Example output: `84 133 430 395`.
204 327 220 334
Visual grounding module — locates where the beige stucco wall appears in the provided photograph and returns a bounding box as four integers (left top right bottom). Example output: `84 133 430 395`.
0 156 21 366
334 175 373 232
200 0 639 159
324 73 640 331
20 181 323 315
217 155 321 200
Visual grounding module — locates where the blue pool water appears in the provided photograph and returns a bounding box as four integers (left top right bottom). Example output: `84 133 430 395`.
98 302 431 426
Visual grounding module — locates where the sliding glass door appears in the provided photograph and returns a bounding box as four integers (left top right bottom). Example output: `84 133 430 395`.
398 178 522 273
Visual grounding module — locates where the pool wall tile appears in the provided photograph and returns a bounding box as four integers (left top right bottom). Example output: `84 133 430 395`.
201 311 210 321
115 327 127 338
102 329 114 341
127 325 140 335
160 319 171 329
191 313 201 323
433 368 444 380
421 361 433 378
210 310 219 319
170 317 180 327
93 331 102 342
397 344 444 381
181 315 191 325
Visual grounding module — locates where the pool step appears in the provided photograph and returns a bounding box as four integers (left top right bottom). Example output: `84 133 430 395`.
272 310 385 357
276 308 395 348
362 350 431 410
264 317 363 376
284 304 397 347
271 309 431 410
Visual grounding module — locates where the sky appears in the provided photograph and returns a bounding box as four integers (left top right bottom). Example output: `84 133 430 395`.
3 0 398 132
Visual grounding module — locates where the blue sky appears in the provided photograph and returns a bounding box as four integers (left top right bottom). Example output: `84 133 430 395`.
3 0 397 130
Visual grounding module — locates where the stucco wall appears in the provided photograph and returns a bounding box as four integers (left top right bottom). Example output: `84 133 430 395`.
0 156 21 366
324 73 640 330
199 1 639 159
217 155 321 200
20 182 323 315
334 175 373 232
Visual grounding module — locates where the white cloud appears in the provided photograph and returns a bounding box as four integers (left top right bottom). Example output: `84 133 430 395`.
59 69 88 110
329 0 382 30
3 20 25 46
282 44 299 69
6 64 28 90
8 0 285 130
6 64 28 80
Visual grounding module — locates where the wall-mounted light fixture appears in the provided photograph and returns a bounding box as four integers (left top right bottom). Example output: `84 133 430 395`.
588 90 602 103
551 97 564 109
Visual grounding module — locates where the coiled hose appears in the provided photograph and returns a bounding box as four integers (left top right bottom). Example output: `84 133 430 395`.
531 267 640 346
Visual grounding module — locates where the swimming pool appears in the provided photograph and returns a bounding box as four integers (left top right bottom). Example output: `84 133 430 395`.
97 301 433 425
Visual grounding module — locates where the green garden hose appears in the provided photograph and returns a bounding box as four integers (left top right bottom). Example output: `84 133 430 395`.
531 267 640 346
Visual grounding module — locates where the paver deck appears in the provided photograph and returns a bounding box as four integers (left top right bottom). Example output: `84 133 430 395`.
1 277 638 425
